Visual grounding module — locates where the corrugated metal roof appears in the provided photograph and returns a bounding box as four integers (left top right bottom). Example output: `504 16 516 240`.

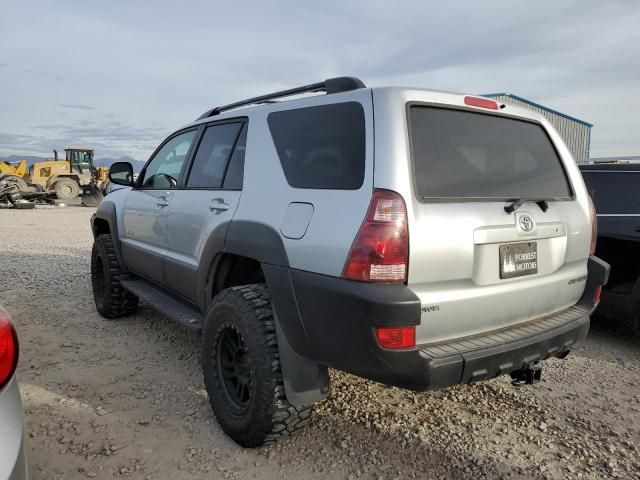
482 93 593 127
588 156 640 162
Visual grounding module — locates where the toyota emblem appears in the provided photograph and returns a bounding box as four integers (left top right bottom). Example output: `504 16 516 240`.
519 214 535 232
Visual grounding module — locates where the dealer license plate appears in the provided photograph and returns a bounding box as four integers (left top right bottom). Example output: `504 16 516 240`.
499 242 537 279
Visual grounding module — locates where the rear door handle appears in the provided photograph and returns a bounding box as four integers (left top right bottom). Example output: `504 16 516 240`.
209 198 230 212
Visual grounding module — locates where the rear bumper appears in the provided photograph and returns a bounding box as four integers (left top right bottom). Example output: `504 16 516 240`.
416 308 589 390
268 256 609 391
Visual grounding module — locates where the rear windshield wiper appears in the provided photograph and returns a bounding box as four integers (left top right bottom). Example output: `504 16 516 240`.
504 198 549 214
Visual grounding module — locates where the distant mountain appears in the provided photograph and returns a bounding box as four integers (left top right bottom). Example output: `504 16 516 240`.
0 154 146 172
94 156 146 172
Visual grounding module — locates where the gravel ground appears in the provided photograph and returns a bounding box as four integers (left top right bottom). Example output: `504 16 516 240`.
1 206 639 480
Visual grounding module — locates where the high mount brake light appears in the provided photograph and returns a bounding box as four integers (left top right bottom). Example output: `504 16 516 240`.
0 310 18 391
464 96 499 110
342 189 409 283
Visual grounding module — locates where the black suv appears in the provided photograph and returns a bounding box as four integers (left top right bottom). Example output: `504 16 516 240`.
580 162 640 325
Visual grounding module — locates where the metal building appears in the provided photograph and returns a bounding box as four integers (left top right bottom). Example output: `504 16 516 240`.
483 93 592 161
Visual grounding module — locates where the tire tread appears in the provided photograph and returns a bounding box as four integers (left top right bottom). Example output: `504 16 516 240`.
91 234 138 318
203 284 312 447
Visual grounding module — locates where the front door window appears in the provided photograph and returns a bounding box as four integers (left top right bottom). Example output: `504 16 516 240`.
140 130 197 189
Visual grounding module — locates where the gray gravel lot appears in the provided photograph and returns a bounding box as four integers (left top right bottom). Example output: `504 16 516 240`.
1 207 639 480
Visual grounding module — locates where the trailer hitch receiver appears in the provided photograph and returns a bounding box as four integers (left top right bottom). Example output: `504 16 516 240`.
510 362 542 387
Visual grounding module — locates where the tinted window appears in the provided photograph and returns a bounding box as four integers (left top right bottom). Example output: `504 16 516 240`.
582 171 640 214
223 123 247 189
409 106 572 199
268 102 365 189
186 123 242 189
141 130 197 189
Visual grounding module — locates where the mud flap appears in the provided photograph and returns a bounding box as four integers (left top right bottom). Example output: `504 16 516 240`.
273 314 329 407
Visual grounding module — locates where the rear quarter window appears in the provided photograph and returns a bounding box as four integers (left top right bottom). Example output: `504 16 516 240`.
268 102 365 189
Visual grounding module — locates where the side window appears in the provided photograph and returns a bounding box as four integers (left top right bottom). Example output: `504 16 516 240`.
186 123 243 189
267 102 366 190
141 130 197 189
223 123 247 189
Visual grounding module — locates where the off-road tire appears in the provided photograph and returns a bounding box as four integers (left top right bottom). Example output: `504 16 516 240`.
91 234 138 318
202 284 313 447
54 178 80 200
0 175 28 191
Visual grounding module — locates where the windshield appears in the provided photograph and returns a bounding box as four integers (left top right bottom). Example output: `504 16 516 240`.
67 150 94 165
408 106 573 200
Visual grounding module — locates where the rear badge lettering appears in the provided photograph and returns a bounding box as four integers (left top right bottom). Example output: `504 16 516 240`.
421 304 440 313
568 275 587 285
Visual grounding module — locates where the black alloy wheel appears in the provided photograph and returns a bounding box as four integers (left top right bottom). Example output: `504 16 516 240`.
217 325 253 410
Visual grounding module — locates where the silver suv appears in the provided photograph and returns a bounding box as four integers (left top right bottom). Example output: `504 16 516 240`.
91 77 609 447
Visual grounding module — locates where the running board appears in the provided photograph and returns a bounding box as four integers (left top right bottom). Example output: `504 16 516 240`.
120 277 203 332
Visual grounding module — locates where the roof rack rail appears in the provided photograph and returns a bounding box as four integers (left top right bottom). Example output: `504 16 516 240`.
196 76 366 120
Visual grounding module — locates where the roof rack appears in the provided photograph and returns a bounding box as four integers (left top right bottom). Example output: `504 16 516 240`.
196 76 366 120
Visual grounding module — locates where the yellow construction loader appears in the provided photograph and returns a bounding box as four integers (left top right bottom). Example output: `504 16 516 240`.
0 148 109 205
0 159 30 190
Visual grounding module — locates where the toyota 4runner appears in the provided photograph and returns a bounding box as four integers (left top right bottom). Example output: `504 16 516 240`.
90 77 609 447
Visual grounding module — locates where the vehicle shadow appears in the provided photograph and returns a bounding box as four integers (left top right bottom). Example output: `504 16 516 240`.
590 310 639 338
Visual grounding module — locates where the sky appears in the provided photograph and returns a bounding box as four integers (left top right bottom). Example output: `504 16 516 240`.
1 0 639 160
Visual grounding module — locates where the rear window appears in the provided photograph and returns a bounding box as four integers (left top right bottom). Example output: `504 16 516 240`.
582 171 640 214
409 106 572 199
268 102 365 189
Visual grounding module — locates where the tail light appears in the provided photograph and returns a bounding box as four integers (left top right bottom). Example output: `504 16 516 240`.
588 196 598 255
342 189 409 283
0 309 19 391
593 285 603 304
375 326 416 349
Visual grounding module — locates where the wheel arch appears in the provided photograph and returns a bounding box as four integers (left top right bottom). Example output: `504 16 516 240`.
197 220 290 313
200 220 328 406
91 200 128 273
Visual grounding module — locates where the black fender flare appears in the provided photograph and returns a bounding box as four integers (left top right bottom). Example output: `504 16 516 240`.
197 220 290 312
204 220 328 406
91 200 128 273
197 220 232 313
224 220 290 266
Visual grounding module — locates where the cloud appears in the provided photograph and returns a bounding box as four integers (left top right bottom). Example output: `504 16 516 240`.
0 133 37 149
60 104 97 110
23 68 50 76
0 0 638 158
0 121 164 159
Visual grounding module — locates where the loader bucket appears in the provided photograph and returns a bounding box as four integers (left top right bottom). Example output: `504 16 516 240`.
80 184 104 207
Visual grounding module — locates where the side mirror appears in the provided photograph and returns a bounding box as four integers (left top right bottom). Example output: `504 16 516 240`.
108 162 134 186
